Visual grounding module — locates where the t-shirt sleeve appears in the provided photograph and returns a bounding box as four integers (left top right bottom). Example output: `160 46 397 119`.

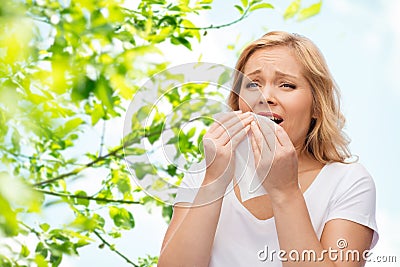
325 164 379 249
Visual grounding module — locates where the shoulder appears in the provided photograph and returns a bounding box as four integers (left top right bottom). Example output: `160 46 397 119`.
326 161 371 176
324 161 376 202
325 161 375 186
322 162 379 248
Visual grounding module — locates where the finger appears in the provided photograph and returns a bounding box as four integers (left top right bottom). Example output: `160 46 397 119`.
250 119 271 151
250 121 261 152
274 123 293 148
225 124 251 150
217 114 253 145
249 130 260 162
210 112 250 139
253 115 277 150
208 110 242 133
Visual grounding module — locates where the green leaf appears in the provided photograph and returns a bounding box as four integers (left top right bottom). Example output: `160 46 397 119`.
20 244 30 257
91 103 105 126
249 3 274 11
297 1 322 21
147 122 164 144
181 19 201 42
73 190 89 207
136 105 153 122
162 205 173 222
109 230 122 238
39 223 50 232
0 172 41 236
35 254 49 267
249 0 262 5
94 76 114 110
131 162 157 180
109 207 135 230
72 76 95 101
35 242 48 259
157 16 177 28
63 118 84 134
241 0 248 8
111 172 132 194
234 4 244 14
171 36 192 50
283 0 301 20
166 136 179 145
166 164 177 176
197 129 207 146
124 147 147 155
50 253 62 266
217 70 231 87
11 129 20 152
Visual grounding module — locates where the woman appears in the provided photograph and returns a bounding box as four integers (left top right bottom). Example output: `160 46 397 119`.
158 31 378 266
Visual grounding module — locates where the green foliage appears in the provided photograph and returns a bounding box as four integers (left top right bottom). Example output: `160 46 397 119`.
297 1 322 21
0 0 321 266
284 0 322 21
284 0 302 20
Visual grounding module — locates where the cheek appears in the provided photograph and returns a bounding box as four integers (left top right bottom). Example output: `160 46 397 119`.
287 93 313 117
283 95 313 140
238 90 258 112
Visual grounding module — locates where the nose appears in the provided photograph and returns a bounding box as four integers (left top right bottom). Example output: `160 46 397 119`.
258 86 276 106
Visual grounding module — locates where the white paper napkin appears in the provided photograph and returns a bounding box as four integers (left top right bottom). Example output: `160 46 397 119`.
234 132 268 201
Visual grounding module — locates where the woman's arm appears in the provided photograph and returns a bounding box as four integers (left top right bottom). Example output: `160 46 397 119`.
158 111 253 266
158 177 225 267
250 119 374 266
271 188 373 267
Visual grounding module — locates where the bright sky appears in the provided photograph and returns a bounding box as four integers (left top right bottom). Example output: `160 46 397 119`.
63 0 400 265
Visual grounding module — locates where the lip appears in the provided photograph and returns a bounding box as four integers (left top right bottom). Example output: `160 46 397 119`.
256 112 284 124
257 112 283 120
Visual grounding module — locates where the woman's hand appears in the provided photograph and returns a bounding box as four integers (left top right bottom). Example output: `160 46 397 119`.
202 111 253 189
249 115 299 199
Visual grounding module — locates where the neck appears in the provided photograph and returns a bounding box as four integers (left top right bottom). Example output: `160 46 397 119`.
296 149 323 173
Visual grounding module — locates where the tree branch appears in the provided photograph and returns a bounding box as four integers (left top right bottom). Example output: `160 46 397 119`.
99 120 106 157
121 5 251 31
177 8 251 30
93 230 139 267
35 189 141 205
0 147 85 167
33 145 124 187
33 123 178 187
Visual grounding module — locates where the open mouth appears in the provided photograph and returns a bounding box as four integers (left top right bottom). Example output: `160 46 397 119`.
269 117 284 124
257 112 284 125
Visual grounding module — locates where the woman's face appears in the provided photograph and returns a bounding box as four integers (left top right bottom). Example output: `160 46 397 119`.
238 46 314 150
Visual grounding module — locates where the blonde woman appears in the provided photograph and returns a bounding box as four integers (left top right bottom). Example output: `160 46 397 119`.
158 31 378 267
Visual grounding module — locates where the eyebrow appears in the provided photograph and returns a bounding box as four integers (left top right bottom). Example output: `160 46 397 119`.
275 70 298 79
244 69 299 79
245 69 261 77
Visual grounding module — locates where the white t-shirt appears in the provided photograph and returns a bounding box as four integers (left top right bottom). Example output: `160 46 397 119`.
173 162 379 267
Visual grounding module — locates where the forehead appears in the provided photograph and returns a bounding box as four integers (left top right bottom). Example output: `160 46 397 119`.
243 46 305 77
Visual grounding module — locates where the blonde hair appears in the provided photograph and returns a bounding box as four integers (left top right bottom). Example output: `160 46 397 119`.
228 31 352 164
